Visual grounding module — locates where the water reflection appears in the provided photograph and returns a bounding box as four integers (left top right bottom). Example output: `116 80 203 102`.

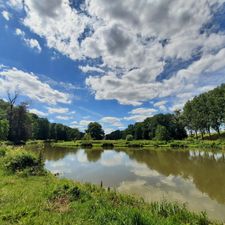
40 146 225 221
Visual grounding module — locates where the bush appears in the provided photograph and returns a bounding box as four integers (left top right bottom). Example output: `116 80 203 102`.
0 147 6 157
126 135 133 141
82 133 92 141
4 150 45 175
50 183 91 203
169 142 188 148
128 143 143 148
80 143 93 148
101 143 114 149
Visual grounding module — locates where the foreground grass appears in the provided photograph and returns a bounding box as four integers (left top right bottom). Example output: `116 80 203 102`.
0 147 221 225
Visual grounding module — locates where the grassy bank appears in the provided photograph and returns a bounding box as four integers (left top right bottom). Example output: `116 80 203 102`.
0 147 221 225
49 139 225 151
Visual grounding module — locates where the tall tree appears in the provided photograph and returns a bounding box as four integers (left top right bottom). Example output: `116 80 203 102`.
86 122 105 140
9 103 32 143
0 119 9 140
7 91 19 141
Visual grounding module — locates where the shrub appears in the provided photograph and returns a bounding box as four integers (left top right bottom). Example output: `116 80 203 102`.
101 143 114 149
128 143 143 148
50 183 91 203
80 143 93 148
169 142 188 148
4 150 45 175
82 133 93 141
0 147 6 157
126 135 134 141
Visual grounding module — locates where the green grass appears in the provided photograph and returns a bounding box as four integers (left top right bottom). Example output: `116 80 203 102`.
50 139 225 151
0 147 221 225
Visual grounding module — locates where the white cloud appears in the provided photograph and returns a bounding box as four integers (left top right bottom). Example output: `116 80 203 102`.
100 117 123 127
56 115 72 120
7 0 225 106
125 108 157 122
21 0 89 60
2 10 11 21
29 108 48 117
47 107 69 114
15 28 42 53
79 65 104 74
71 120 94 131
7 0 23 10
15 28 24 36
154 100 167 111
0 65 71 105
24 38 42 53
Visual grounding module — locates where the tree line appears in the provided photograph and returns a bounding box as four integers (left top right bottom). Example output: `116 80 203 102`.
106 112 187 141
0 84 225 143
182 84 225 138
0 96 83 144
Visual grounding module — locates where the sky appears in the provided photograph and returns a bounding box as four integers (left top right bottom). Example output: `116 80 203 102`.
1 0 225 133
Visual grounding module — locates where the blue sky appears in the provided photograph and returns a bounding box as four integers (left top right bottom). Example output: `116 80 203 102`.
1 0 225 133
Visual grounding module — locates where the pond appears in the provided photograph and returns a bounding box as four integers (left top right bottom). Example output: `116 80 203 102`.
39 146 225 221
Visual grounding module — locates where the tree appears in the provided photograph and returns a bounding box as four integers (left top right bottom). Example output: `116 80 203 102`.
0 119 9 140
134 123 144 140
82 133 92 141
86 122 105 140
105 130 123 140
155 125 170 141
9 103 32 143
34 118 50 140
7 91 19 141
126 134 133 141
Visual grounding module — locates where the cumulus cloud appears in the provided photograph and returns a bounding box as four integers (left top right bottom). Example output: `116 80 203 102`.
2 10 11 21
7 0 23 10
154 100 167 111
15 28 42 53
100 117 123 127
0 65 71 105
56 115 73 120
79 65 104 74
71 120 94 131
47 107 69 114
24 38 42 53
29 108 48 117
6 0 225 106
125 108 157 122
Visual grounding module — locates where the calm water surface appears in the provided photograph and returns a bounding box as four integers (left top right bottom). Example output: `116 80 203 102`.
40 147 225 221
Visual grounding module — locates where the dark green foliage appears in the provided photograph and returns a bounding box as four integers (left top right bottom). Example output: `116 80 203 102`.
127 143 143 148
126 134 134 141
82 133 92 140
3 150 45 175
183 84 225 138
155 125 170 141
33 118 50 140
122 113 187 141
0 119 9 140
0 148 6 157
8 103 32 144
105 130 123 140
101 143 114 148
86 122 105 140
0 99 83 143
50 184 82 201
169 142 188 148
80 142 93 148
